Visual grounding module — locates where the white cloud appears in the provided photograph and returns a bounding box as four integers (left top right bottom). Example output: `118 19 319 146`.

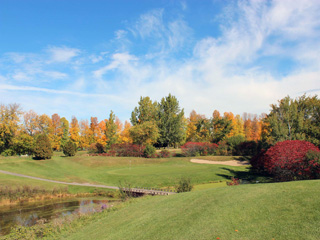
1 0 320 121
0 83 115 98
93 52 138 78
12 72 32 82
47 46 81 63
133 9 165 39
41 71 67 79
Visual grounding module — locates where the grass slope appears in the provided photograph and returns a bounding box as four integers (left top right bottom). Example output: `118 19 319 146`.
0 154 248 188
62 180 320 240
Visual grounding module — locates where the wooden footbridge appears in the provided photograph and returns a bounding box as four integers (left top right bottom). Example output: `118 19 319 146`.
121 187 177 196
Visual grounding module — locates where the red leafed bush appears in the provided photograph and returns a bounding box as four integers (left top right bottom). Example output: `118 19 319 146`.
254 140 320 181
181 142 218 157
159 149 171 158
227 177 241 186
110 143 145 157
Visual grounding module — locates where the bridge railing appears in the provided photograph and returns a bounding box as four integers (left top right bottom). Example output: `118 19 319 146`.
132 187 177 193
120 186 177 195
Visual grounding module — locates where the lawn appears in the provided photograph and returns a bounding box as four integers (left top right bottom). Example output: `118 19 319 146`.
0 153 249 189
50 179 320 240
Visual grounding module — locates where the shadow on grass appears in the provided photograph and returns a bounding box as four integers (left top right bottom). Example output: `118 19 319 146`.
233 156 252 162
217 167 273 183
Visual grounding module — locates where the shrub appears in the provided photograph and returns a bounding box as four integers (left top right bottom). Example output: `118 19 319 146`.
181 142 218 157
175 177 193 193
63 140 77 157
234 141 261 156
226 177 241 186
226 135 245 154
0 148 16 157
110 143 145 157
159 149 171 158
33 134 53 160
253 140 320 181
215 141 229 156
88 143 105 154
250 149 267 172
143 145 156 158
95 143 105 153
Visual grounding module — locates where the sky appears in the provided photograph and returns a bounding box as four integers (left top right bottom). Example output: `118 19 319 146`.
0 0 320 122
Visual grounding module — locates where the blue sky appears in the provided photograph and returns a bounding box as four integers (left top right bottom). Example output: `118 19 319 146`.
1 0 320 122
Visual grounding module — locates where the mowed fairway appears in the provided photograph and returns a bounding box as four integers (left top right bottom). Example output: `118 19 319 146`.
58 180 320 240
0 153 248 188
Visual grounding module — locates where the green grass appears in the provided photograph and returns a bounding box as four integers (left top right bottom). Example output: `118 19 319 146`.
48 180 320 240
0 153 249 188
0 173 114 195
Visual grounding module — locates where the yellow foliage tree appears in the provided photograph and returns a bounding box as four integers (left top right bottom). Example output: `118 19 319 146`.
120 121 133 143
69 116 80 147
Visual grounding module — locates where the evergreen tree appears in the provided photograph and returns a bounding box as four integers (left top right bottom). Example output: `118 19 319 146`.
158 94 186 147
105 110 118 150
63 140 77 157
60 117 69 149
33 134 53 159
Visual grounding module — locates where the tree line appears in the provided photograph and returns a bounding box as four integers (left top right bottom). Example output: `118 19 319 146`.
0 94 319 156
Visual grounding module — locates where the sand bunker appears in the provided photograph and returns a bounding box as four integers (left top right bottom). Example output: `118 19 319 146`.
190 159 249 166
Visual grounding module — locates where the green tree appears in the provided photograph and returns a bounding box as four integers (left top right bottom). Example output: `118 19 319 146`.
211 113 233 143
13 132 34 155
158 94 186 147
130 96 159 125
33 134 53 160
63 140 77 157
265 95 320 146
105 110 119 150
60 117 69 148
129 121 159 146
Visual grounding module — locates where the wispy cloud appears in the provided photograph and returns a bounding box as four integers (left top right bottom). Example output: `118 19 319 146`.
0 84 114 98
46 46 81 63
93 52 138 78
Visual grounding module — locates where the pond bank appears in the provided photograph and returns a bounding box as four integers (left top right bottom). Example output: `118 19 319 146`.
0 197 120 236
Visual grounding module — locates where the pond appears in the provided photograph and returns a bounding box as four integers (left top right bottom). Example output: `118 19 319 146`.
0 198 118 236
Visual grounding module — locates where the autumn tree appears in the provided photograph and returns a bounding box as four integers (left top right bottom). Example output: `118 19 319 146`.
120 121 132 143
12 131 34 155
69 116 80 147
186 110 211 142
79 120 91 149
23 110 40 136
38 114 53 136
243 112 253 141
89 117 99 144
51 114 62 151
251 115 262 141
211 110 232 143
158 94 186 147
96 120 107 145
0 103 22 153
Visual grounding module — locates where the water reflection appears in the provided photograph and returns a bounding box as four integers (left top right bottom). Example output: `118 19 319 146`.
0 198 115 236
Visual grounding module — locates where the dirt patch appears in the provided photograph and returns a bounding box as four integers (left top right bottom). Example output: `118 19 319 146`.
190 159 250 166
